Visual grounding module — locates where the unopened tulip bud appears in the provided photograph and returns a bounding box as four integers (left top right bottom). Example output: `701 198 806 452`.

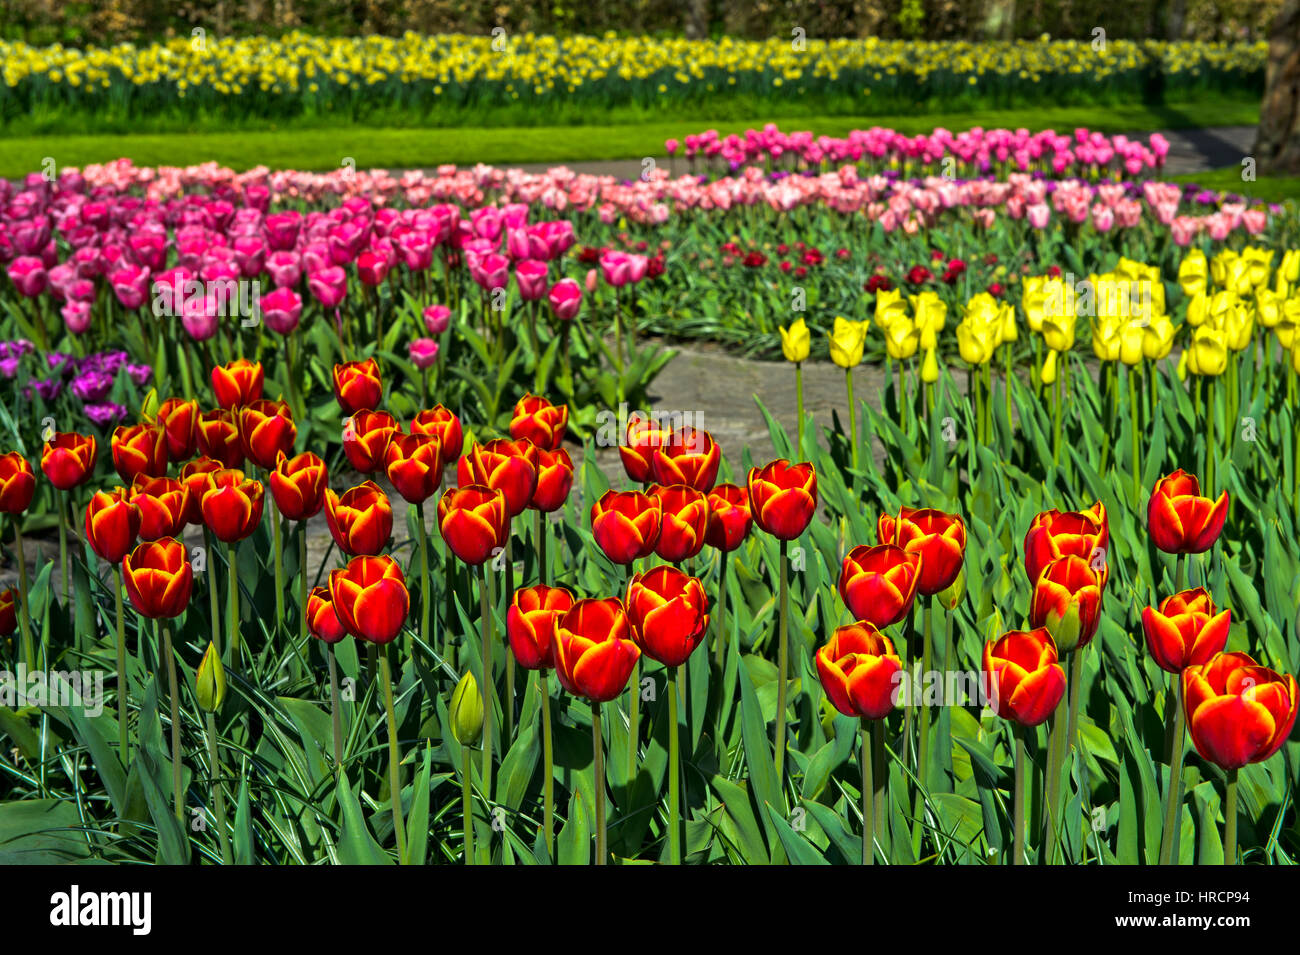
195 641 227 713
938 565 965 610
450 671 484 745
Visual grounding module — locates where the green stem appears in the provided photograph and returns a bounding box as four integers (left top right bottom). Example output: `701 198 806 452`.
795 363 804 454
912 599 934 857
13 527 34 670
271 501 284 635
480 566 496 802
327 644 344 769
418 502 430 658
1042 703 1065 864
534 510 546 586
379 652 407 863
207 532 222 660
461 746 474 865
228 542 241 663
162 622 184 820
1130 367 1142 502
593 701 606 865
1066 646 1085 759
299 526 308 653
1223 767 1238 865
1205 377 1215 497
668 665 680 865
1158 673 1187 866
504 537 515 743
872 719 888 856
113 567 128 758
846 367 858 473
57 490 69 606
861 717 873 865
1013 724 1027 865
205 711 232 865
774 539 790 781
540 670 554 861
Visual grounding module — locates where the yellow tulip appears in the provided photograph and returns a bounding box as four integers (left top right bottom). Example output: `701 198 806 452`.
1241 247 1274 289
1185 325 1228 377
1040 309 1075 353
1209 249 1236 289
920 346 939 383
883 314 920 360
828 316 868 368
779 318 810 363
1142 314 1175 361
874 287 907 330
1276 297 1300 350
957 320 998 365
1178 248 1207 299
909 291 947 349
999 302 1018 342
1255 288 1281 329
1041 348 1059 385
1280 249 1300 283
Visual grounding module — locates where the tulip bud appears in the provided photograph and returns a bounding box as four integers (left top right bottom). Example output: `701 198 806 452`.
1044 597 1083 655
938 565 965 610
450 671 484 745
195 641 227 713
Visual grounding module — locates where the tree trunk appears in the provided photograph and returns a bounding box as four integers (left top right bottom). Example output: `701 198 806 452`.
684 0 708 39
1256 0 1300 176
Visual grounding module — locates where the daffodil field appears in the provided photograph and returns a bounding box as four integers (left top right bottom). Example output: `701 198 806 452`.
0 34 1268 133
0 22 1297 879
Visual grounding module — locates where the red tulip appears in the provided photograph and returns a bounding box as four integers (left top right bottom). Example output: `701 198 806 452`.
411 405 463 460
1028 555 1103 654
200 469 265 543
384 432 443 505
40 432 97 490
84 487 140 563
590 489 661 565
154 397 199 460
704 483 752 552
325 481 394 556
838 544 922 628
211 358 264 410
306 586 348 644
179 456 225 525
509 394 568 452
530 446 574 512
1142 588 1231 674
329 554 409 645
1023 501 1109 587
552 598 641 702
1148 470 1229 555
0 452 36 514
625 565 710 667
342 410 400 474
0 588 15 637
333 357 383 415
651 426 720 493
129 475 190 541
815 622 903 720
1183 652 1297 769
111 423 167 484
747 459 817 540
506 584 575 670
457 438 538 518
196 409 245 469
877 507 965 596
648 484 708 562
982 627 1067 727
619 412 672 484
268 451 328 521
122 537 193 619
437 485 509 565
238 398 297 470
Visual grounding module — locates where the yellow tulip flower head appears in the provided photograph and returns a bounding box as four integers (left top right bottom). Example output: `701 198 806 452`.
1142 314 1175 362
921 346 939 383
1186 325 1228 377
1276 297 1300 350
909 291 948 349
779 318 810 363
1255 288 1281 329
1241 247 1274 289
828 316 868 368
1280 249 1300 284
882 314 920 361
1178 248 1208 299
874 287 907 331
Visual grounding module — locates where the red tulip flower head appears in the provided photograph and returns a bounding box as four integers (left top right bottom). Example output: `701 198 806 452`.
747 459 817 540
1142 588 1231 674
625 565 710 667
552 598 641 702
877 507 965 596
1148 470 1229 555
1183 652 1297 770
506 584 575 670
982 628 1067 727
815 622 903 720
839 544 922 629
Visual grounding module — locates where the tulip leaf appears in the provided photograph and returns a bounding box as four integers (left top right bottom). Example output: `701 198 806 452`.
334 771 393 865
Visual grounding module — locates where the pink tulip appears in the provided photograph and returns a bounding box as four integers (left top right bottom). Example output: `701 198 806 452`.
262 286 303 335
548 278 582 321
7 256 48 297
409 338 440 369
515 260 549 301
266 251 302 288
61 299 92 334
423 304 451 335
307 267 348 308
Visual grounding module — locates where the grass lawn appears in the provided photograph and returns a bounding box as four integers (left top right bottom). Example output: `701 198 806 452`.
1170 166 1300 202
0 98 1262 178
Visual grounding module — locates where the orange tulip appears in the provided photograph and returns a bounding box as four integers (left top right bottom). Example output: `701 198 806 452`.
648 484 708 563
748 459 817 541
306 586 348 644
1028 554 1103 653
457 438 538 518
590 489 660 565
878 506 965 596
625 565 710 667
838 544 922 629
651 426 720 493
619 412 672 484
179 456 225 525
1148 470 1229 555
704 483 752 552
1023 502 1109 587
530 446 574 513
